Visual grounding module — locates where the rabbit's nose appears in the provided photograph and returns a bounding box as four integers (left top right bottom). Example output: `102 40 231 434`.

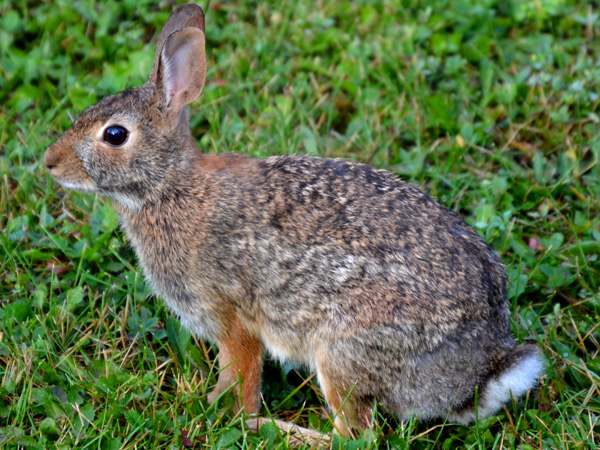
44 146 60 171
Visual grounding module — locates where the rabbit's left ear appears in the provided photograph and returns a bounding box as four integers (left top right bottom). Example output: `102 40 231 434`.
149 3 205 84
155 26 206 116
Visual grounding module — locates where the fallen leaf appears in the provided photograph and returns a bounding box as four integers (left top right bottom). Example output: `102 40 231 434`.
528 237 544 251
47 262 69 275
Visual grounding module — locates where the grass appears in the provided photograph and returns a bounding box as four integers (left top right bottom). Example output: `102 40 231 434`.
1 0 599 448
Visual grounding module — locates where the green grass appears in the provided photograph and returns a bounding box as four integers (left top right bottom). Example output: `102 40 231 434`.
1 0 599 448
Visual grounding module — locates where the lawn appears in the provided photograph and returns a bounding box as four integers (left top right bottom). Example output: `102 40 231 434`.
1 0 599 448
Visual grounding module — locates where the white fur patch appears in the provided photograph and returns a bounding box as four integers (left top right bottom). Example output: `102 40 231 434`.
449 350 544 424
59 179 95 192
110 192 142 211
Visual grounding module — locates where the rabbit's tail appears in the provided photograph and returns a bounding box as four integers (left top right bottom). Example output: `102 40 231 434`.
450 344 544 424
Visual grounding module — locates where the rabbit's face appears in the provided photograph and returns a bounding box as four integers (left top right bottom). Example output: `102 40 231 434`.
44 85 173 209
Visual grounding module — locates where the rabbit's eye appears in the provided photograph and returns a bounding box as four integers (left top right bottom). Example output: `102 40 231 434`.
104 126 128 146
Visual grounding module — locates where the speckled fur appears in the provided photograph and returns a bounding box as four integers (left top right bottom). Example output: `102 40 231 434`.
44 3 543 434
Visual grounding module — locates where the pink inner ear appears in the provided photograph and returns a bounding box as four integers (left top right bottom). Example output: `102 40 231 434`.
164 44 194 106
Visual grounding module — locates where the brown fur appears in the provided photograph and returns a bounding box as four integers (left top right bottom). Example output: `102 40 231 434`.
207 315 263 412
44 3 543 435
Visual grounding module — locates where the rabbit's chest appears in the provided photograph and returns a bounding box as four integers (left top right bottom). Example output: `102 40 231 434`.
141 255 222 338
119 214 222 338
144 257 216 329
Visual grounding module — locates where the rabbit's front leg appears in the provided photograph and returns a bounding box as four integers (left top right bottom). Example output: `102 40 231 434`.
207 320 263 414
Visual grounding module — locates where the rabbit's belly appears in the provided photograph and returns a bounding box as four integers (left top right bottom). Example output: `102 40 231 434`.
259 324 315 369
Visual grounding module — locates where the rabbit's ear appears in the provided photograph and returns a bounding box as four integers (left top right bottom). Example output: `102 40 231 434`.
156 27 206 115
149 3 205 84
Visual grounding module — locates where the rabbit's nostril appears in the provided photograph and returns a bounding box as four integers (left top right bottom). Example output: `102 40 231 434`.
44 149 59 171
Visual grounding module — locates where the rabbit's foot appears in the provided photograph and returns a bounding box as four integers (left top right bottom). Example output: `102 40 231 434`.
206 380 229 405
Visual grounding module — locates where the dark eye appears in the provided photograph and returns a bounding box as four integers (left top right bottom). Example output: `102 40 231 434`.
103 126 128 146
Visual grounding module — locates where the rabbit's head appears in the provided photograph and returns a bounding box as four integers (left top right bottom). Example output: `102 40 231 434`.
44 4 207 209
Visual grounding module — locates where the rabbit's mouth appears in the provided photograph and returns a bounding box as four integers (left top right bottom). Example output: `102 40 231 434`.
47 173 96 194
45 158 96 193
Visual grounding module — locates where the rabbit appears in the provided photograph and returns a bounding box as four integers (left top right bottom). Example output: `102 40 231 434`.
44 3 544 435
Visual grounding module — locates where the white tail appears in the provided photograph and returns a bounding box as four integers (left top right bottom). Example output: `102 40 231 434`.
450 345 544 424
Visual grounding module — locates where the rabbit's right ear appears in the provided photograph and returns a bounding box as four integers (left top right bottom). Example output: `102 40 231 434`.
149 3 205 84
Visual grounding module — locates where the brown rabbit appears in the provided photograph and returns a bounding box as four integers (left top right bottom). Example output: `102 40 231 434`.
44 3 543 435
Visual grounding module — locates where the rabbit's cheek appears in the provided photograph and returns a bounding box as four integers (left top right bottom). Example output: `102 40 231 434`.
81 145 125 186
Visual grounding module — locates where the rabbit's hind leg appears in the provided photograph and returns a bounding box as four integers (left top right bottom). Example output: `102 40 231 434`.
207 319 263 414
315 352 373 437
